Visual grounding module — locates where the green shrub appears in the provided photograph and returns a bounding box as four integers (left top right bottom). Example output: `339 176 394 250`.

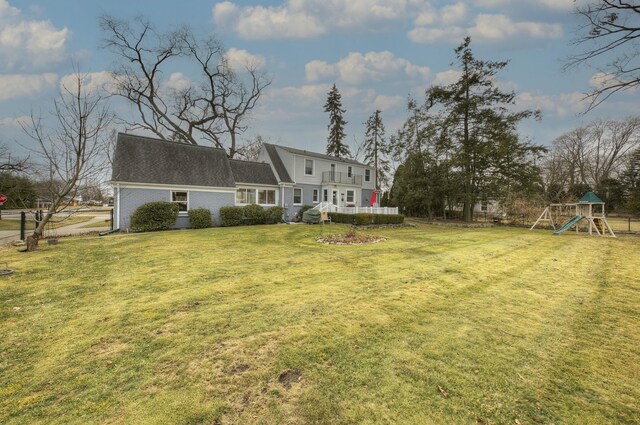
373 214 405 224
188 208 212 229
265 206 285 224
220 206 244 227
130 201 179 232
355 213 374 225
328 212 405 225
243 204 266 225
328 212 356 224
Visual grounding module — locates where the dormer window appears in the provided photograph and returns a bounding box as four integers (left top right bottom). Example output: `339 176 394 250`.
305 159 314 175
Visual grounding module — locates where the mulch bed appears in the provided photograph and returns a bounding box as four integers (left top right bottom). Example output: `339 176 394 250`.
316 232 386 245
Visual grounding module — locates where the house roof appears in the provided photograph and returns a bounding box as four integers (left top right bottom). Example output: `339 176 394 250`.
272 143 369 167
111 133 236 187
577 191 604 204
263 143 294 183
229 159 279 185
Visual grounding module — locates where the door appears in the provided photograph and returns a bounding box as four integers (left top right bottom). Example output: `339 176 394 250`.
332 189 338 206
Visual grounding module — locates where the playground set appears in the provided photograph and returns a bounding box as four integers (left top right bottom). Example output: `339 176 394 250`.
530 192 616 237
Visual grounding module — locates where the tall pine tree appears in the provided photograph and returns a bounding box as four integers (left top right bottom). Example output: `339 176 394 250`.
428 37 542 221
363 110 390 190
324 84 350 158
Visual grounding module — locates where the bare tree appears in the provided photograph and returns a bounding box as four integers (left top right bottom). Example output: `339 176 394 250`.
549 116 640 192
100 16 271 158
567 0 640 110
0 143 28 172
20 71 113 251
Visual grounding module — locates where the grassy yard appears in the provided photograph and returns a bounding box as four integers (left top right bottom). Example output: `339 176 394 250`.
0 216 94 231
0 224 638 424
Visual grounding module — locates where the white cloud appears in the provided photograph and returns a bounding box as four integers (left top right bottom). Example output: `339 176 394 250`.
163 72 191 93
0 115 29 127
59 71 114 96
0 73 57 100
588 71 636 93
433 70 462 86
516 91 588 118
473 0 575 11
225 48 266 70
267 84 331 108
306 51 430 85
410 12 562 43
0 1 69 70
213 0 415 39
373 95 404 111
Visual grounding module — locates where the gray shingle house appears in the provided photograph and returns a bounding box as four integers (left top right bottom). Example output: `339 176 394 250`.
110 133 376 230
258 143 376 217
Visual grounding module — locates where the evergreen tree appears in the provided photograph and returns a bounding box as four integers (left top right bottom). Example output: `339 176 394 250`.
428 37 542 221
363 110 391 190
324 84 350 158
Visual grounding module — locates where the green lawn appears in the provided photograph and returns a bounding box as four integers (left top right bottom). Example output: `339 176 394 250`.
1 224 638 424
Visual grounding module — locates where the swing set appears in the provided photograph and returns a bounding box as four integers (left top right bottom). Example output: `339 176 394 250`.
530 192 616 237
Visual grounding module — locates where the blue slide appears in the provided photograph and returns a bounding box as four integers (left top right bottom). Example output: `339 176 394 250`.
553 215 583 235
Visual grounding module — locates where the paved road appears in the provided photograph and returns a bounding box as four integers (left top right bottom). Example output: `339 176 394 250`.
0 214 111 244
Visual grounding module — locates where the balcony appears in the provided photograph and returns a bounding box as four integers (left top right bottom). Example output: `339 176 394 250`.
322 171 363 185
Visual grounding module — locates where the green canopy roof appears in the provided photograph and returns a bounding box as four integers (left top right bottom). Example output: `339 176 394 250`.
577 191 604 204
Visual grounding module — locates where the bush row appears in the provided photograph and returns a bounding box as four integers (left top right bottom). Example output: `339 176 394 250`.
329 212 405 225
220 205 285 227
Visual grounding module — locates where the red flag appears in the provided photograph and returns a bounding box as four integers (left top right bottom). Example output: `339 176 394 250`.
370 190 377 206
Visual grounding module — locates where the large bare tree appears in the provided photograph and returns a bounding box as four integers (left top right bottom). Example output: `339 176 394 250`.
549 116 640 190
567 0 640 110
100 16 271 158
20 71 113 251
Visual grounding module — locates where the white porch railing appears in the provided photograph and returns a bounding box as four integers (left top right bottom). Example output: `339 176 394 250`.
312 202 398 215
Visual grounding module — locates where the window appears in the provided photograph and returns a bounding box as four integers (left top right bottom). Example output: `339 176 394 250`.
171 191 188 212
365 169 371 182
346 190 355 203
313 189 319 203
323 189 328 202
293 188 302 205
258 189 276 205
347 166 352 177
305 159 314 175
481 201 488 211
236 188 256 204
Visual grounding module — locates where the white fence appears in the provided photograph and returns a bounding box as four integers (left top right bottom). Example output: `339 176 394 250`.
313 202 399 215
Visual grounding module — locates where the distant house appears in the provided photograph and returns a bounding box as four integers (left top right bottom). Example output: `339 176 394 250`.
110 133 377 230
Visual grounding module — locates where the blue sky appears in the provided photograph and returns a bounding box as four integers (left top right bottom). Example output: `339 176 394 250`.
1 0 638 158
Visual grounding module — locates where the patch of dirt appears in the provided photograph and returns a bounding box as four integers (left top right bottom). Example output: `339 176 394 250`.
278 369 302 389
225 363 250 375
316 229 386 245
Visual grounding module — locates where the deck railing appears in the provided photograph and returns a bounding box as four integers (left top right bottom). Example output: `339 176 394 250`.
313 202 398 215
321 171 362 185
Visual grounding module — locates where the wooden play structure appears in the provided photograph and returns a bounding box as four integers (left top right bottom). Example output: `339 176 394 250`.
530 192 616 237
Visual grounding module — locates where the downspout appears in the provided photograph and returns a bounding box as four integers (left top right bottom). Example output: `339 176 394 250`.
116 183 121 230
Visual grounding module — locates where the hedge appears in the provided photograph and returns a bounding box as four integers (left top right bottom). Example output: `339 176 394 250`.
188 208 212 229
220 206 244 227
130 201 179 232
265 206 285 224
328 212 405 225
